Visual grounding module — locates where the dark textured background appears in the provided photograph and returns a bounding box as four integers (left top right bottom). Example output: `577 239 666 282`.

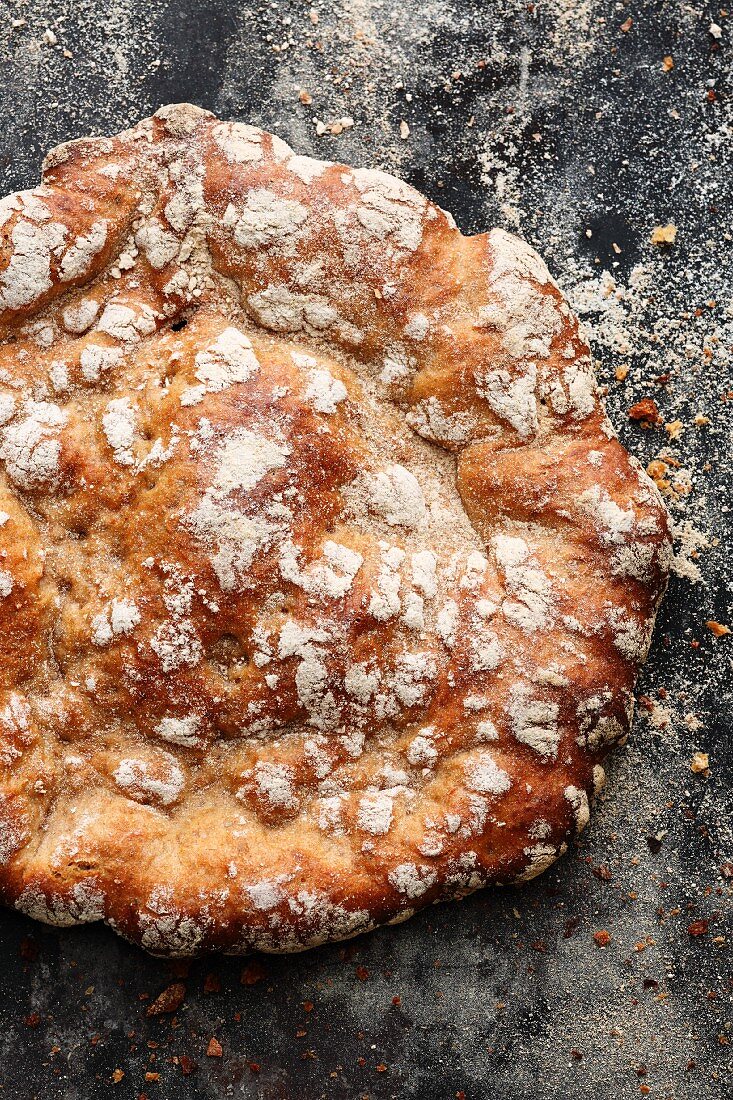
0 1 730 1097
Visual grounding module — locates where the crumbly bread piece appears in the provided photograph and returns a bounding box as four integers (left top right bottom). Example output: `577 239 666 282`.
0 105 670 955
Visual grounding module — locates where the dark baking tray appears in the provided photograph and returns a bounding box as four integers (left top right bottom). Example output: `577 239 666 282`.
0 1 730 1096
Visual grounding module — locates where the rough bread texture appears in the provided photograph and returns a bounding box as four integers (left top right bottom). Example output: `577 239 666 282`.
0 104 671 955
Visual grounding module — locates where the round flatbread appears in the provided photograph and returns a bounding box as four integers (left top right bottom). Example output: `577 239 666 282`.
0 105 670 954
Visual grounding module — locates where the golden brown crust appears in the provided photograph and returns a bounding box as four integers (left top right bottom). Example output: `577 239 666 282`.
0 104 671 954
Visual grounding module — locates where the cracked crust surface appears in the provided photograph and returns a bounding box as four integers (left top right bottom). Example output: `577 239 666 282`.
0 104 671 955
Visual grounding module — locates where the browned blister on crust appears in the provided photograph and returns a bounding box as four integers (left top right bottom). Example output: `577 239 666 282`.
0 105 671 954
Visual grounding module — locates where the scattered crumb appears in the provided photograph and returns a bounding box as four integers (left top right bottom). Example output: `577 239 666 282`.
650 224 677 245
690 751 710 774
146 982 186 1017
628 398 661 424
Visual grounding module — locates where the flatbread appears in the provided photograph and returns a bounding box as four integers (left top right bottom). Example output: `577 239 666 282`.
0 105 671 954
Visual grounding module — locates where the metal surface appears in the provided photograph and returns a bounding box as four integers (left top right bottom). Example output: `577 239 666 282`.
0 1 730 1096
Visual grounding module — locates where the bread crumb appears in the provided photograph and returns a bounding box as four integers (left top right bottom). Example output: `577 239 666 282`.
628 398 661 424
690 752 710 775
650 224 677 245
646 458 669 492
